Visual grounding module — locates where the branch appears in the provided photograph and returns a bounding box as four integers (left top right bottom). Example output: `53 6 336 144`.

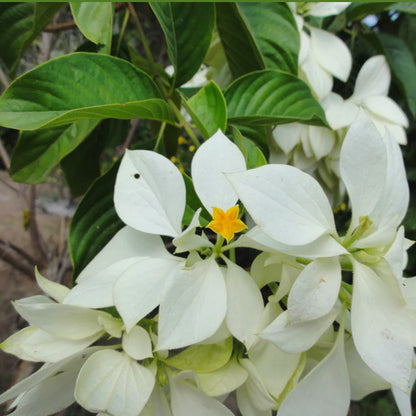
116 118 140 156
28 186 48 267
0 239 36 278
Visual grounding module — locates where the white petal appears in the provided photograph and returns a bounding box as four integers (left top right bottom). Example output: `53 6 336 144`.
13 300 107 340
227 165 336 246
235 226 346 258
191 130 246 213
1 326 100 362
0 347 97 405
224 260 264 348
385 227 407 280
278 326 350 416
197 358 248 397
35 268 69 303
76 226 171 283
64 258 140 308
8 369 77 416
345 336 389 400
171 376 234 416
288 258 341 323
299 53 333 100
310 28 351 82
249 339 301 399
351 260 414 391
260 308 339 354
272 123 302 154
157 259 227 349
384 122 408 145
352 55 390 100
173 208 213 253
114 150 185 237
307 2 351 17
340 111 387 229
308 126 335 160
364 96 409 127
122 326 153 360
75 350 155 416
299 30 310 64
392 365 416 416
236 384 272 416
322 93 358 129
114 257 182 332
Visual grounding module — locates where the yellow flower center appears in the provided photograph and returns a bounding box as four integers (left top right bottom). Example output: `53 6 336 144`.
207 205 247 243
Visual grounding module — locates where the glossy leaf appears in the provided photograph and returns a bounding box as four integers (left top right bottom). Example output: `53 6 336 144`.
215 3 264 79
10 120 98 184
70 2 113 53
0 53 174 130
231 126 267 170
184 81 227 139
238 3 299 74
225 70 328 127
0 3 62 76
150 3 215 87
69 161 124 280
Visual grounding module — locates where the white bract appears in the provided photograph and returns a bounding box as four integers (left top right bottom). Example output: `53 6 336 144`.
228 112 414 394
64 130 258 350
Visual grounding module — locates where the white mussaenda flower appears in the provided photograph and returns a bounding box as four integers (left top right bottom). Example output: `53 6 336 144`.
63 130 257 351
227 111 415 394
0 272 156 416
292 3 352 100
324 55 409 144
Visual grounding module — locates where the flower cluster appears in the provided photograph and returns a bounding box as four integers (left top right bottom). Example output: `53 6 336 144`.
1 109 415 415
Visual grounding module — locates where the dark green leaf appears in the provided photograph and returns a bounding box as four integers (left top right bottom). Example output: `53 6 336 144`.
399 14 416 58
183 173 210 227
0 53 174 130
238 3 299 74
69 160 123 280
9 120 99 184
70 2 113 53
215 3 264 79
0 3 62 76
225 70 328 127
163 123 180 158
389 2 416 14
346 3 395 22
184 81 227 139
150 3 215 87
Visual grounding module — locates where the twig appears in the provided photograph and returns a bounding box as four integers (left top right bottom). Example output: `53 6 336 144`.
0 139 10 170
0 239 36 278
0 65 9 89
28 186 48 267
117 118 140 155
44 3 127 33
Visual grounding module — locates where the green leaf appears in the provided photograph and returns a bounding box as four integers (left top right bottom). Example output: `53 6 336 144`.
184 81 227 139
183 173 210 227
60 119 128 197
69 161 124 280
399 14 416 58
164 337 233 373
0 3 62 76
225 70 328 127
238 3 299 74
346 3 395 22
231 125 267 169
389 2 416 14
150 3 215 87
215 3 264 79
0 53 174 130
365 32 416 116
9 120 99 184
70 2 113 53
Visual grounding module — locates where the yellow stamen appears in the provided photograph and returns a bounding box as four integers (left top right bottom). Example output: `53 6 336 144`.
207 205 247 242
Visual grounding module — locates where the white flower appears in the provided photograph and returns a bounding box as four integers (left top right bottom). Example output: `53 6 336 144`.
227 112 414 392
324 55 409 144
64 130 256 350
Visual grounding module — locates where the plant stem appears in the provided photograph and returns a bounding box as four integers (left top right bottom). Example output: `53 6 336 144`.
153 122 167 151
167 99 200 148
